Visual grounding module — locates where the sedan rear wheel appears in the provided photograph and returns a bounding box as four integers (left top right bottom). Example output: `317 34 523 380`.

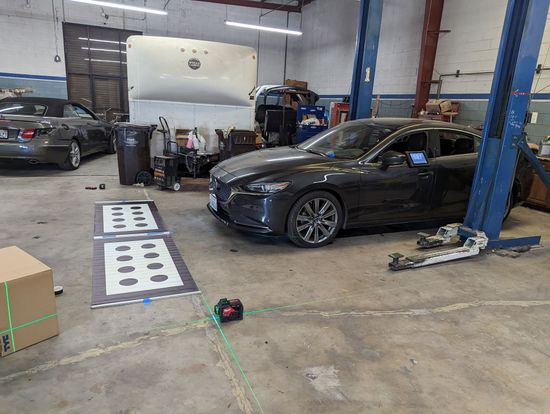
58 140 81 170
287 191 343 248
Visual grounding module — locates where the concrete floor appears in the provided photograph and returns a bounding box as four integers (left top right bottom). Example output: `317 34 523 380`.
1 153 549 414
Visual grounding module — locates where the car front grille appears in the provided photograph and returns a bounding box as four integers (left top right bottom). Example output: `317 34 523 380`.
211 175 232 202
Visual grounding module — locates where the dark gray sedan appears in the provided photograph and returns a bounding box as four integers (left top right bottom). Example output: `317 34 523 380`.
209 118 532 247
0 97 115 170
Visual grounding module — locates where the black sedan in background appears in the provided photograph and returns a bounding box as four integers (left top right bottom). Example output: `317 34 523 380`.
0 97 114 170
208 118 532 247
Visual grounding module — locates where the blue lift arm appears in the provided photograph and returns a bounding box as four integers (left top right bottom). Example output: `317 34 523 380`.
463 0 550 248
389 0 550 270
349 0 383 120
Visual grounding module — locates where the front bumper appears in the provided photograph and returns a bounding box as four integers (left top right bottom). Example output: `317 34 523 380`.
0 141 68 164
207 190 292 235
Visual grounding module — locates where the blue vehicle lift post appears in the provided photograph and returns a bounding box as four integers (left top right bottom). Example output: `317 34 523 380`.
349 0 383 120
389 0 550 270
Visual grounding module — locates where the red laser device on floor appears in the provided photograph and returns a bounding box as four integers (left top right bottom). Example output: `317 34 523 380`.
214 298 244 323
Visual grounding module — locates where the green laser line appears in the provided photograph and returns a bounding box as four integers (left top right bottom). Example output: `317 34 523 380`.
11 313 58 331
243 290 371 316
150 316 212 332
143 289 373 342
4 282 15 352
201 294 265 414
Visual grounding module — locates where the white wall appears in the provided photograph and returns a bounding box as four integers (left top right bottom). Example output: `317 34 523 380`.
433 0 506 96
373 0 424 96
291 0 359 96
0 7 66 77
295 0 424 98
433 0 550 96
4 0 550 104
0 0 301 94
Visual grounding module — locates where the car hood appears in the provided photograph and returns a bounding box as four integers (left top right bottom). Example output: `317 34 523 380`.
213 147 331 182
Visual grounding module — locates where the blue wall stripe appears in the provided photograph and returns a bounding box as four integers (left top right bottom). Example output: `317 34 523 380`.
2 75 548 101
319 92 550 101
0 72 67 82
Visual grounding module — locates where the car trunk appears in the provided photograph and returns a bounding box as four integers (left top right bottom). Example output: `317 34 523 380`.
0 116 52 142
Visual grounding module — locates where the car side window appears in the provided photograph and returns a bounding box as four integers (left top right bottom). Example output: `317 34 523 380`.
385 131 429 155
435 130 479 157
63 104 78 118
72 104 95 120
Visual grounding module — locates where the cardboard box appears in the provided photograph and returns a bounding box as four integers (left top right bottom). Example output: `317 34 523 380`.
0 246 58 356
283 80 309 106
425 99 452 114
285 79 308 89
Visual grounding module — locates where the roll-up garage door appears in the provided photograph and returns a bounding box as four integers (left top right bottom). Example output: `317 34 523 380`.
63 23 140 121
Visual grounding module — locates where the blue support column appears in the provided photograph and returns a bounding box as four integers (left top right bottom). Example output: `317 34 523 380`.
349 0 383 120
463 0 550 246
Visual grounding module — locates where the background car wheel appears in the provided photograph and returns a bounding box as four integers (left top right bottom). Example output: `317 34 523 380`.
287 191 343 248
105 132 116 154
58 140 81 170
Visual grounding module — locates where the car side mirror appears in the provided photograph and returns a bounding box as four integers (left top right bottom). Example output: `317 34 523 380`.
380 151 406 170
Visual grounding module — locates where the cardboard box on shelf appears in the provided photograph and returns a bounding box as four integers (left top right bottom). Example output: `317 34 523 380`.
0 246 58 356
425 99 452 114
284 79 308 89
283 80 309 106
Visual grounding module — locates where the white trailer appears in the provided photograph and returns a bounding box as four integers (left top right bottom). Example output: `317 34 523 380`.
126 35 257 156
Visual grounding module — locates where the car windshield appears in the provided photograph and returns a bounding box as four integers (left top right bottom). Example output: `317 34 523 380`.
297 122 397 159
0 102 47 116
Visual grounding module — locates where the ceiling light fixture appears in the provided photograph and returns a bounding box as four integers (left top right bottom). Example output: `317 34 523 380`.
225 20 302 36
85 58 127 64
81 46 126 53
78 37 127 45
71 0 167 15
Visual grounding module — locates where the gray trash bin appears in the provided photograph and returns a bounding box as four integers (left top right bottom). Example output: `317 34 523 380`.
114 123 155 185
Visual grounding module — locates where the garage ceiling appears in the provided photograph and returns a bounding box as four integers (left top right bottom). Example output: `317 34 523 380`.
192 0 315 13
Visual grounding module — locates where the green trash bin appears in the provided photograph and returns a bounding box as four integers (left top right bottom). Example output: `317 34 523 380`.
114 123 155 185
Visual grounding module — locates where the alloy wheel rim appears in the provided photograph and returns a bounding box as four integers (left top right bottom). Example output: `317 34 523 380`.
296 198 338 244
70 142 80 167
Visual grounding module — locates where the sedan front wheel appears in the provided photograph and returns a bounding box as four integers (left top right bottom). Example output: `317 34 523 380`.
287 191 343 248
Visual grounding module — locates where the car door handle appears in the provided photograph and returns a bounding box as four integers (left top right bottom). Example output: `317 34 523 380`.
418 171 434 180
61 123 70 130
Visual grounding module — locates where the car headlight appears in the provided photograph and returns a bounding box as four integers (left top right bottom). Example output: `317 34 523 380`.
243 182 290 194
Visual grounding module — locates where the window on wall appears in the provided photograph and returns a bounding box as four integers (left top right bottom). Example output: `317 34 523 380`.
63 23 140 121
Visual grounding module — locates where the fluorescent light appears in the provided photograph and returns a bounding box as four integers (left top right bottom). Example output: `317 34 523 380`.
81 46 126 53
85 58 127 64
78 37 127 45
71 0 167 15
225 20 302 36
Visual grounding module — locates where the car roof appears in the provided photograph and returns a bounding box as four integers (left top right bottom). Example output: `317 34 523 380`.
350 117 481 135
0 97 88 118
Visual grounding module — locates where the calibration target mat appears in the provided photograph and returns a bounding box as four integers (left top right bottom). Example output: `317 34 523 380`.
92 201 200 308
94 200 167 237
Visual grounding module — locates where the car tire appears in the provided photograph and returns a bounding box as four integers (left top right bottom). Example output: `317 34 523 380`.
58 139 81 170
287 191 343 248
105 132 116 154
